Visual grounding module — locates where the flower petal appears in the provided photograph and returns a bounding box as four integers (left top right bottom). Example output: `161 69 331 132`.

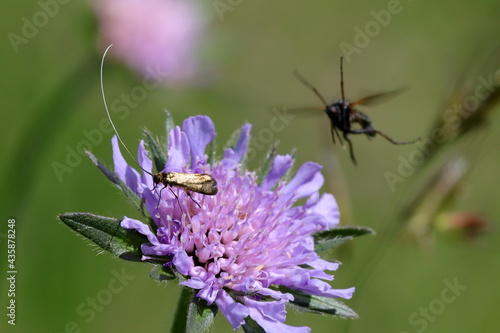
260 154 294 191
112 136 141 192
308 258 340 272
246 299 311 333
173 250 195 275
164 126 190 172
137 140 154 188
233 123 251 161
120 217 157 245
180 276 206 289
182 116 215 167
223 123 251 168
310 193 340 229
280 162 324 203
214 291 249 330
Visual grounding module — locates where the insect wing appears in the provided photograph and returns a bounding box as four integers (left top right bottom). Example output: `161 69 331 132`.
350 89 406 107
167 173 218 195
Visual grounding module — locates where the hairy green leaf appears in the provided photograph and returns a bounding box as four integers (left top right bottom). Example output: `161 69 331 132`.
58 213 146 261
281 287 358 319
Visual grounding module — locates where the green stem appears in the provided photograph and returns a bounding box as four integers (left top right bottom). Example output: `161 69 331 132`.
171 287 191 333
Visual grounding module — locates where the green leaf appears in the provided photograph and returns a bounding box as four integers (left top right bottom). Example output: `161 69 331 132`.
281 287 358 319
206 140 217 166
149 264 176 282
58 213 146 262
86 150 118 185
318 226 375 238
314 236 353 253
255 142 278 185
186 293 218 333
144 128 167 172
86 150 145 216
224 127 242 151
116 177 146 216
165 109 175 142
242 317 266 333
313 226 375 253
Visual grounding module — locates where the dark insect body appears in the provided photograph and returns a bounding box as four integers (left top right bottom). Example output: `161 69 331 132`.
100 45 217 208
295 57 420 164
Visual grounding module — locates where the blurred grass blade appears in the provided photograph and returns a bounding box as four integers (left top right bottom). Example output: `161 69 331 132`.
424 44 500 163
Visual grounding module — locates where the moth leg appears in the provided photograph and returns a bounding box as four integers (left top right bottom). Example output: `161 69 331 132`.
186 191 201 209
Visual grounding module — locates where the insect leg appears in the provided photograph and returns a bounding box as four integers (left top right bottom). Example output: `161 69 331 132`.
155 185 167 209
375 130 421 145
330 127 336 144
342 132 357 165
155 184 180 211
350 128 376 136
167 187 185 213
335 127 345 145
185 191 201 209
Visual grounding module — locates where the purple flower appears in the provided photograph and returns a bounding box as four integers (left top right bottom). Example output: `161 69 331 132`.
92 0 206 85
114 116 355 332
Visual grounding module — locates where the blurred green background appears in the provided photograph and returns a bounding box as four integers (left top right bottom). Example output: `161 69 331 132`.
1 0 499 332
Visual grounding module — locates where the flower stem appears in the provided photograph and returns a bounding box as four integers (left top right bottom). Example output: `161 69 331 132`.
170 287 191 333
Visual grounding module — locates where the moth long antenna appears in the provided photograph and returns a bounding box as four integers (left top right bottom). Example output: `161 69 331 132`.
100 44 153 176
340 56 346 103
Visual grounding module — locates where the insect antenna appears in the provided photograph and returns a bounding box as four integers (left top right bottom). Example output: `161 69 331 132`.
339 56 346 103
100 44 154 178
293 69 329 107
100 45 196 211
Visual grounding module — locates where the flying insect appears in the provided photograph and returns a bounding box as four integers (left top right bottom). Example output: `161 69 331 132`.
294 57 420 164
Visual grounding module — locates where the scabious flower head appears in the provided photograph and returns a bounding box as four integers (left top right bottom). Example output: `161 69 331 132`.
114 116 354 332
92 0 205 85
